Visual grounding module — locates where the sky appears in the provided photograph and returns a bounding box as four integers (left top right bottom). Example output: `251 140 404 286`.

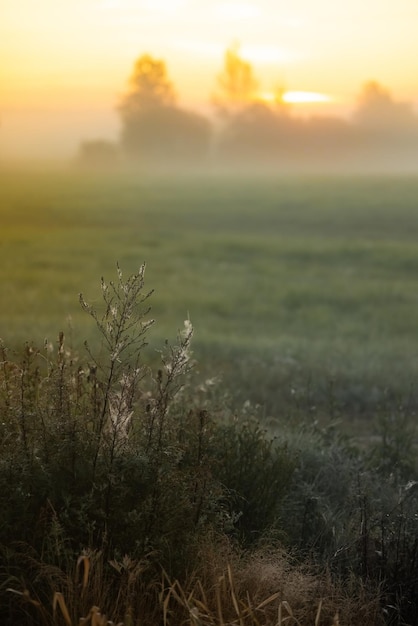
2 0 418 158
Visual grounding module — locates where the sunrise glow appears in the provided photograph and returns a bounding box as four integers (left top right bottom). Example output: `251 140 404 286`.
2 0 418 158
282 91 332 104
215 2 261 19
258 91 332 105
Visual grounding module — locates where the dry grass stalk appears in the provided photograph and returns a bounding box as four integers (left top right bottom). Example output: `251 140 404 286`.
53 591 125 626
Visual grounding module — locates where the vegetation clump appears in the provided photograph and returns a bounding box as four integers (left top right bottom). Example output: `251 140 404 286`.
0 265 417 625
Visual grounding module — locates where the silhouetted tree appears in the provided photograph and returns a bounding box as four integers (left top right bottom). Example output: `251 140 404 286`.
119 54 211 162
353 81 417 132
77 139 119 167
214 43 259 116
350 80 418 167
294 115 363 167
213 46 299 163
120 55 176 118
217 102 289 161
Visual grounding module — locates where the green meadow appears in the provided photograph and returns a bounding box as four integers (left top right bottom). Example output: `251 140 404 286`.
4 164 418 624
2 165 418 425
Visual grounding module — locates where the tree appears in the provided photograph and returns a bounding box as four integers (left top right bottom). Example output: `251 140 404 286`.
213 45 298 163
348 80 418 169
353 81 417 132
217 102 284 161
119 54 211 162
120 55 176 119
214 43 259 115
77 139 119 168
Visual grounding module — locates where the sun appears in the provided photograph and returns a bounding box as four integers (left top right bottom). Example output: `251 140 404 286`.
282 91 332 104
258 91 332 105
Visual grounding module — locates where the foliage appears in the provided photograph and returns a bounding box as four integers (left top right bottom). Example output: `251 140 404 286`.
0 265 220 563
121 54 176 113
214 43 259 114
118 54 211 160
1 541 383 626
210 413 295 544
76 140 119 168
371 401 418 481
216 102 290 159
354 81 417 132
275 419 418 624
0 258 417 622
114 47 418 166
3 174 418 622
4 171 418 419
0 264 295 624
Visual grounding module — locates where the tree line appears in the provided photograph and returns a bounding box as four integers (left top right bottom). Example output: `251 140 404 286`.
79 45 418 170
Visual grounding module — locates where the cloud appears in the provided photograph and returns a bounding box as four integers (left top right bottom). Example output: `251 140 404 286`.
174 40 224 58
101 0 188 14
241 44 298 65
141 0 188 13
214 2 261 20
172 39 297 68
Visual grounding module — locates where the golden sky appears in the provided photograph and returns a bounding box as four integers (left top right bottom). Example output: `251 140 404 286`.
2 0 418 157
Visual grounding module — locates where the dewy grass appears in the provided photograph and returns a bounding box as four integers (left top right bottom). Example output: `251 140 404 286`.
3 168 418 622
2 262 418 624
6 548 383 626
3 168 418 389
0 168 417 441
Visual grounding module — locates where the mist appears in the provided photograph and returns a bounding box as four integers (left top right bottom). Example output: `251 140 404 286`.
0 107 119 161
2 51 418 175
3 107 418 176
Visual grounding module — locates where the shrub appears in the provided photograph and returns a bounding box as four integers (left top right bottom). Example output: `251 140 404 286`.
0 264 297 624
2 263 417 624
277 419 418 624
210 413 295 544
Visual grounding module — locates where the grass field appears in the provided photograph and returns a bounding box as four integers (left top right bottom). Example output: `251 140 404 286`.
3 164 418 625
2 164 418 425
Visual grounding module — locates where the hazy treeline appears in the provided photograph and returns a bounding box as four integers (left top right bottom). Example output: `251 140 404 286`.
78 46 418 172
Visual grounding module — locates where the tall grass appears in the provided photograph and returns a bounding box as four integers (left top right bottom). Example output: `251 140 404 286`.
3 167 418 425
1 263 418 624
0 264 293 623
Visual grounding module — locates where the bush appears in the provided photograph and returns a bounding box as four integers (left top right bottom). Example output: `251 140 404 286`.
277 420 418 624
0 264 296 624
210 413 295 544
2 263 418 624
